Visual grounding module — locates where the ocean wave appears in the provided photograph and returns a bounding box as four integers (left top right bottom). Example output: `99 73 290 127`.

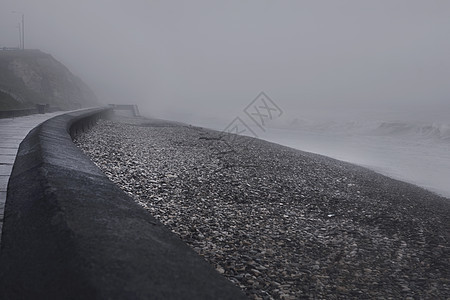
279 118 450 142
371 122 450 141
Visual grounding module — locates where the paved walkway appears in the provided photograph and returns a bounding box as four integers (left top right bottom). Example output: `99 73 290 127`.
0 112 69 238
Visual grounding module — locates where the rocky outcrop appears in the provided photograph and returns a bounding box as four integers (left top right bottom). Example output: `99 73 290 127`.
0 49 98 110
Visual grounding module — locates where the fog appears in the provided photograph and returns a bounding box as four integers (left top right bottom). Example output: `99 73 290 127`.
2 1 450 195
1 0 450 125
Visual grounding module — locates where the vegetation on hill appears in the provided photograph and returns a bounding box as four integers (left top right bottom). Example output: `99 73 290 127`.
0 90 24 110
0 49 98 110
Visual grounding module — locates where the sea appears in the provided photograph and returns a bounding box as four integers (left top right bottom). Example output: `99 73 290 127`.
194 118 450 199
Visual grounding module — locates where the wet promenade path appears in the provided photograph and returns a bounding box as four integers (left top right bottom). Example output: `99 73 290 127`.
0 112 69 239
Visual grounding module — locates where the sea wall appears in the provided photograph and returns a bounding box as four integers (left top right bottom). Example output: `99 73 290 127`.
0 108 245 299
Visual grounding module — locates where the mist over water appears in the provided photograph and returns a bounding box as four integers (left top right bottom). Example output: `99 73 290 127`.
192 110 450 199
262 124 450 199
1 1 449 196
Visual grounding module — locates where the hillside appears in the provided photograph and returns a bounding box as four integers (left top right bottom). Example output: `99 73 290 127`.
0 49 98 110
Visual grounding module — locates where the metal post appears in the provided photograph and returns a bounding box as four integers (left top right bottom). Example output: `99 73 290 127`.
22 13 24 50
17 23 22 49
12 11 25 50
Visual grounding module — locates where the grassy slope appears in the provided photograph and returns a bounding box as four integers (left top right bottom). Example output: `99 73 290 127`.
0 90 24 110
0 50 97 110
0 51 39 109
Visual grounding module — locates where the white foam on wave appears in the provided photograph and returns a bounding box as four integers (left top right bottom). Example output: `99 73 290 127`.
260 121 450 199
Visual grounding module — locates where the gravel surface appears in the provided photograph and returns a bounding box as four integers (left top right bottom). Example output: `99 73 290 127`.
74 117 450 299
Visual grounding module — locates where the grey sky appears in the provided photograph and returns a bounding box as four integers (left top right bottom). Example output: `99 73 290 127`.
1 0 449 123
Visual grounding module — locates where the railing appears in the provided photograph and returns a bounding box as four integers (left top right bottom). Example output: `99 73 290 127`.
0 108 37 118
0 105 64 119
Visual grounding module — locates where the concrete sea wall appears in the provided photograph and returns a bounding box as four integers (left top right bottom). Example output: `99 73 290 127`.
0 108 245 299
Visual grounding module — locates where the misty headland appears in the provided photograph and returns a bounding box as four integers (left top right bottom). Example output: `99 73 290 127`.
0 49 97 110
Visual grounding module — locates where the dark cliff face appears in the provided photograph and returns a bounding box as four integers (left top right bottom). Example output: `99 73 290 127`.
0 50 98 110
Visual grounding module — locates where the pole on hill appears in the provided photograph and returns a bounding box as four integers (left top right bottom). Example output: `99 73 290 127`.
11 11 25 50
21 13 24 50
16 23 22 49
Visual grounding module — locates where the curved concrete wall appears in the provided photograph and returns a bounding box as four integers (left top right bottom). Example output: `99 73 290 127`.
0 108 245 299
